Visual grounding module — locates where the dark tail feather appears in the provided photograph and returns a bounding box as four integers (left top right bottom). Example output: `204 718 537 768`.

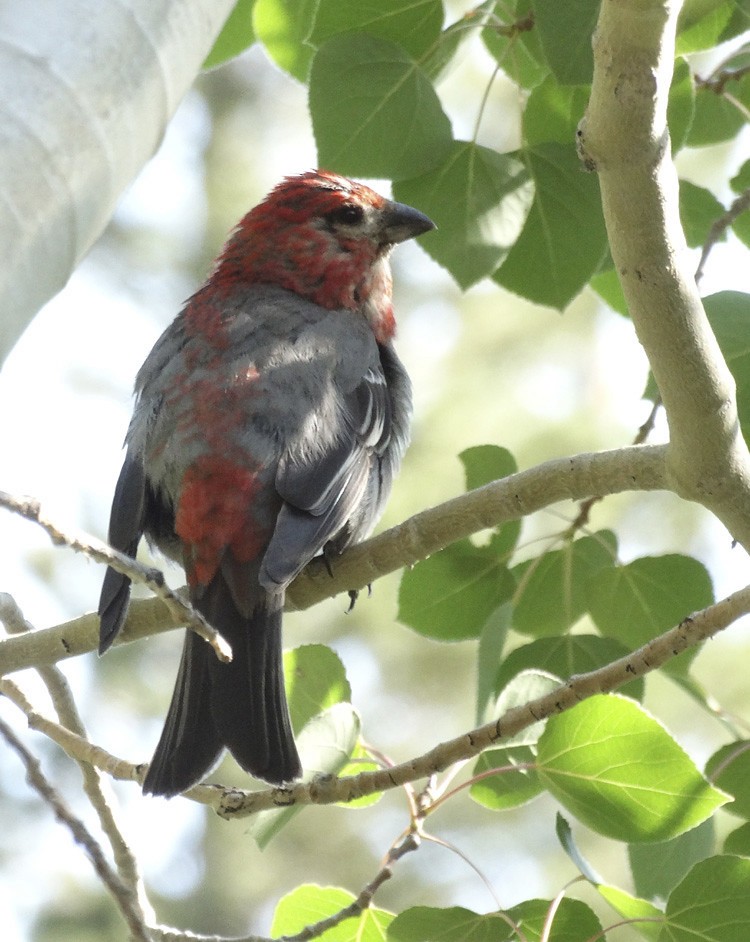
142 574 301 797
98 567 132 654
142 630 223 796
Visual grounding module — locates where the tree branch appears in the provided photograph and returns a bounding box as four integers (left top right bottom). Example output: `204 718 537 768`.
0 716 153 942
5 566 747 826
156 583 750 816
0 490 232 663
0 445 668 676
578 0 750 550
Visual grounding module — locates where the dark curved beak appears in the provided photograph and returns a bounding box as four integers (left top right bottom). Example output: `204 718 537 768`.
380 200 436 245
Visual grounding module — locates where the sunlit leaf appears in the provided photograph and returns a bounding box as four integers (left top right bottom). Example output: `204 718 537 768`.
273 884 393 940
253 0 317 80
204 0 256 69
537 696 729 842
595 885 664 941
285 644 351 733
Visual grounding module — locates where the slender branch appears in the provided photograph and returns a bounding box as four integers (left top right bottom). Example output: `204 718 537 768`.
0 595 152 922
695 187 750 284
578 0 750 551
0 489 231 662
209 581 750 818
0 445 669 676
5 577 749 831
0 716 153 942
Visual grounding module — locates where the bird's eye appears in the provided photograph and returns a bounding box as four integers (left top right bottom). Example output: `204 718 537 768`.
328 203 364 227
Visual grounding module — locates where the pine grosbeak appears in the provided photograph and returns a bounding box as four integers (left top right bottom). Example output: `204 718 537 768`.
98 170 434 796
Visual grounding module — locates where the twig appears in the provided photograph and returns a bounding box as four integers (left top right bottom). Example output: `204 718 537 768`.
0 489 232 662
0 445 670 676
0 594 152 922
277 829 420 942
207 580 750 818
0 715 153 942
695 187 750 284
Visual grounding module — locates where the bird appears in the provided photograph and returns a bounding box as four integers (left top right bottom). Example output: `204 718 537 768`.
97 170 434 797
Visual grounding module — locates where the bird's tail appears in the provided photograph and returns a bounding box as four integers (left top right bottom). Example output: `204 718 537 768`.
142 574 301 797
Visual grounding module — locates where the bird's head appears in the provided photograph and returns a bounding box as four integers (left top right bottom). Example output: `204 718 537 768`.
213 170 434 341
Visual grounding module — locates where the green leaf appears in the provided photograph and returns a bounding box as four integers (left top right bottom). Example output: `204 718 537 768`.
664 855 750 939
309 0 443 62
459 445 521 557
506 898 603 941
273 884 393 940
250 704 359 847
590 267 629 316
523 78 590 147
687 71 750 146
476 603 512 724
537 695 729 842
285 644 351 733
719 1 750 43
204 0 256 69
393 141 533 288
587 554 713 673
388 899 603 942
389 906 516 942
677 0 734 52
724 821 750 856
492 634 645 704
680 180 726 248
704 292 750 443
595 885 664 941
335 742 383 808
253 0 317 80
705 741 750 819
310 34 452 180
494 143 609 309
512 532 617 637
471 670 557 811
482 0 549 89
730 158 750 194
629 818 715 900
533 0 599 85
460 444 517 491
668 59 695 153
471 743 543 810
398 538 515 641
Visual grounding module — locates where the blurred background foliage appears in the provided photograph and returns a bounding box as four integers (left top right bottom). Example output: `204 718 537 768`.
1 0 750 939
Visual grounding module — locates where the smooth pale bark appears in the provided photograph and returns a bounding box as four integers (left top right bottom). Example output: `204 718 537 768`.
0 0 236 361
579 0 750 550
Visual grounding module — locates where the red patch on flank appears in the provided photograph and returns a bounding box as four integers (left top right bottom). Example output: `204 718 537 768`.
175 455 266 587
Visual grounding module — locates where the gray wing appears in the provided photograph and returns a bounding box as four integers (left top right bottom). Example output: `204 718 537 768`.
98 453 147 652
259 362 394 591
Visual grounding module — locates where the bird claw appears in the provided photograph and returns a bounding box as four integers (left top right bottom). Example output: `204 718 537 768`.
346 584 372 613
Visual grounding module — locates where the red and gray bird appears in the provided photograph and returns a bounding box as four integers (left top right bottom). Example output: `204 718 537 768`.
98 170 434 797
